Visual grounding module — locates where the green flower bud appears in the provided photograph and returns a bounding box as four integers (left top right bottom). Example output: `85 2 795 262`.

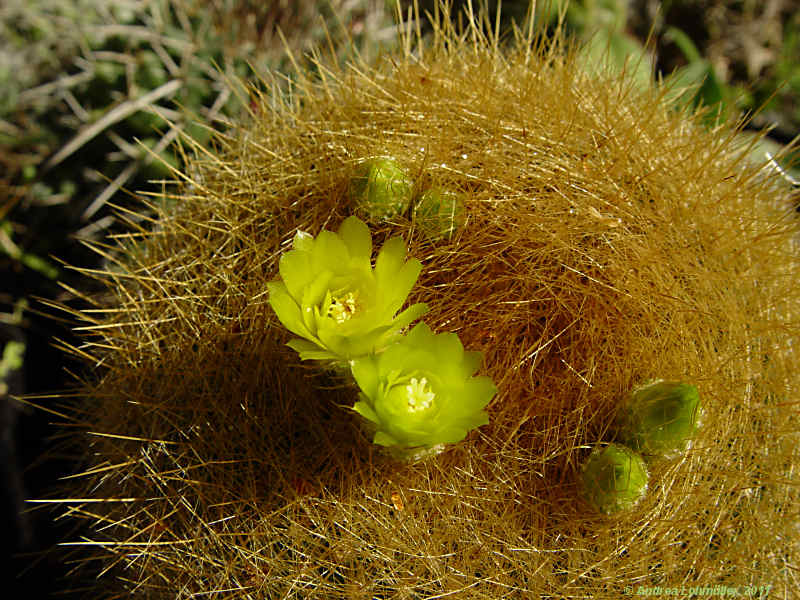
268 216 428 361
581 443 649 514
617 380 702 459
350 323 496 450
413 188 466 239
349 157 413 221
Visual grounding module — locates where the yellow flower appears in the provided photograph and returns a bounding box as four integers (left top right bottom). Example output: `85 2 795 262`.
350 323 496 448
268 216 428 361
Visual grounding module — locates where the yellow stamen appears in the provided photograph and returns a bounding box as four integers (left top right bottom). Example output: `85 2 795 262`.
328 291 358 324
406 377 435 411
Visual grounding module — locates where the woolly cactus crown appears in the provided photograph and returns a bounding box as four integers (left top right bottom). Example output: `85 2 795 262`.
52 2 800 598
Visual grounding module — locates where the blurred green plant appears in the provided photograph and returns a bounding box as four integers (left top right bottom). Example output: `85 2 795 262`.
0 340 25 397
2 0 400 226
0 300 26 397
0 220 59 279
660 26 731 125
534 0 653 88
534 0 799 182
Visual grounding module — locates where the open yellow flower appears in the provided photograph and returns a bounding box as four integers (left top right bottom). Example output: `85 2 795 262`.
268 216 428 361
350 323 496 449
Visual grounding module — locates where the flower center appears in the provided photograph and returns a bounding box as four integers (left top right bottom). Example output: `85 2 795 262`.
328 290 358 324
405 377 435 412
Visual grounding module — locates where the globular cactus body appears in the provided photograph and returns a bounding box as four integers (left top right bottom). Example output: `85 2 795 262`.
55 3 800 598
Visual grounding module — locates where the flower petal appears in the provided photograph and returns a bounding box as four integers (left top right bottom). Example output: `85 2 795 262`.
350 356 380 400
431 426 470 445
374 236 406 283
435 331 464 363
353 399 380 425
315 325 346 359
388 302 429 334
403 321 434 347
268 282 315 340
378 335 423 376
337 216 372 260
378 257 423 316
312 230 351 274
453 376 497 415
292 230 314 252
460 351 484 378
301 270 333 315
453 410 489 435
286 338 334 360
373 430 401 447
279 249 314 301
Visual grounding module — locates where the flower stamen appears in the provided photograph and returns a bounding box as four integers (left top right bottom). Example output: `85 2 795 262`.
328 291 358 324
406 377 435 412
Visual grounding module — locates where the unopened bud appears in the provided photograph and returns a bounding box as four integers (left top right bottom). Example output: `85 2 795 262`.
581 443 649 514
617 380 701 459
413 187 465 239
349 157 413 221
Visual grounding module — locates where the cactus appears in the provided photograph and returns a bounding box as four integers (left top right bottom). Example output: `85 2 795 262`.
51 3 800 598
